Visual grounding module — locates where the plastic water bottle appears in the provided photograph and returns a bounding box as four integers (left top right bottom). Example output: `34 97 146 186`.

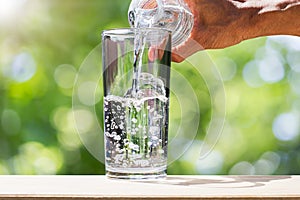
128 0 194 47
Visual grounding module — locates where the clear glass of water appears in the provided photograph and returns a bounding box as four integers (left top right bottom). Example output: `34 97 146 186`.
102 28 171 179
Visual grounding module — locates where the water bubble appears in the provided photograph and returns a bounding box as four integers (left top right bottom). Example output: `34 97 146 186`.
111 132 117 136
152 136 159 141
114 135 121 141
158 149 164 154
129 142 139 151
124 139 129 144
134 159 149 167
149 126 159 135
132 118 138 123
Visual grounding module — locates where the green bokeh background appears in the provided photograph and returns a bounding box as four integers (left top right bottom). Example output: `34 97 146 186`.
0 0 300 175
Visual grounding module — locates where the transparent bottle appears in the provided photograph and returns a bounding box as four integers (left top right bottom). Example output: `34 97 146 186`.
128 0 194 47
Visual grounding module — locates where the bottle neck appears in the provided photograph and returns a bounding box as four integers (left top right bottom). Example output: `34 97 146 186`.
128 0 194 47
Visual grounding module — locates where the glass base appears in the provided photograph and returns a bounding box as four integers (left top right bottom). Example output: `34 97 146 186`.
106 168 167 180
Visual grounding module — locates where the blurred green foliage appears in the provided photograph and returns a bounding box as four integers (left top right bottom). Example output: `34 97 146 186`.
0 0 300 175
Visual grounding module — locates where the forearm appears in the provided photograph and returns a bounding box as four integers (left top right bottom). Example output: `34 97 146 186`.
173 0 300 61
237 0 300 39
183 0 300 48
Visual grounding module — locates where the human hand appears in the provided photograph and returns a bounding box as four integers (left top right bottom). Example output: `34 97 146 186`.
138 0 252 62
173 0 300 62
172 0 250 62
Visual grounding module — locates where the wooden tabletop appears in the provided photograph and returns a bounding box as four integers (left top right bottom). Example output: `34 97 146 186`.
0 175 299 199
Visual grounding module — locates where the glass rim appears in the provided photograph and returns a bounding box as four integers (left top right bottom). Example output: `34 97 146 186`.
102 27 172 37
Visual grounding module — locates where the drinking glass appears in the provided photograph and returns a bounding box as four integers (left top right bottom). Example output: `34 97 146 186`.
102 28 171 179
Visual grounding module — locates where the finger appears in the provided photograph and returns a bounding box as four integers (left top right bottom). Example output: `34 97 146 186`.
148 38 168 62
148 46 162 62
172 37 204 63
